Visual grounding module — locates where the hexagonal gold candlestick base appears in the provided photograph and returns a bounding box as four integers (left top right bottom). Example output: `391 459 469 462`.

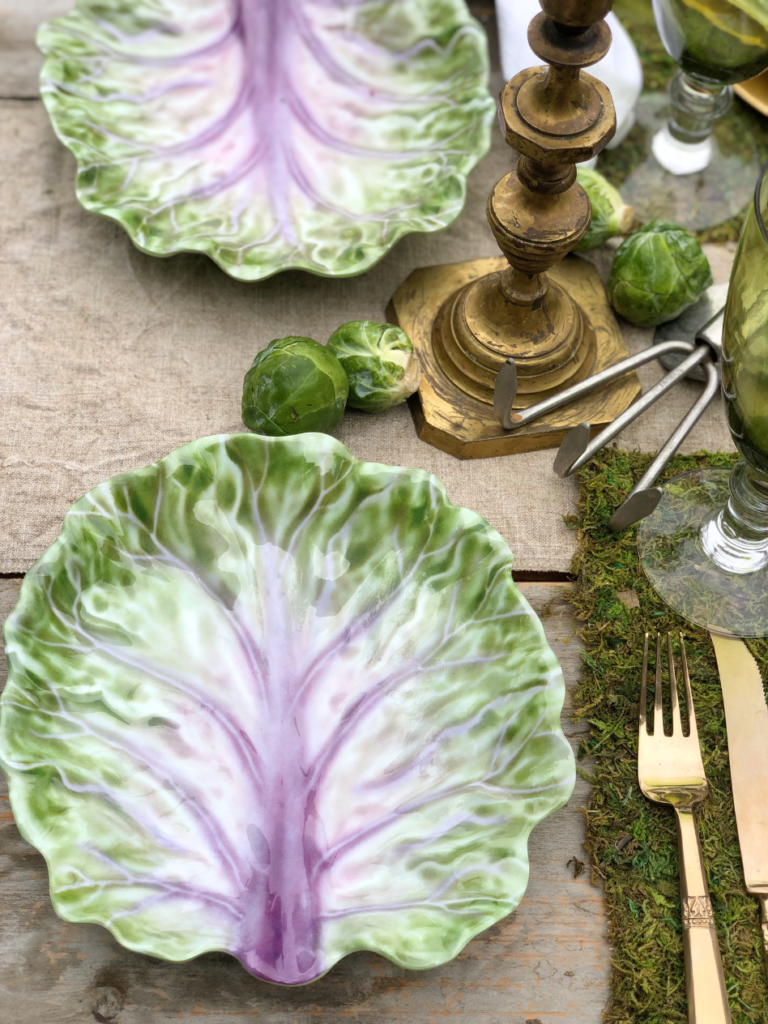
388 255 641 460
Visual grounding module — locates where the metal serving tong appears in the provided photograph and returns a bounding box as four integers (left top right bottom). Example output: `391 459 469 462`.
493 285 726 533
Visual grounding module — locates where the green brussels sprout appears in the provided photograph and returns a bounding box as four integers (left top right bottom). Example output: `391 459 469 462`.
242 336 348 436
607 221 713 328
327 321 421 412
573 168 634 252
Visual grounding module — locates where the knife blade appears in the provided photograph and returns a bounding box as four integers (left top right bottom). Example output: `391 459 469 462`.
710 632 768 977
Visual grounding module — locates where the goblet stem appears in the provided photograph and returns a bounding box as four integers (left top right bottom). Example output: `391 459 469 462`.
652 70 731 175
700 461 768 574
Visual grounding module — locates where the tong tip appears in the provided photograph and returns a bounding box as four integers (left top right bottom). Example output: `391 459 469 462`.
553 422 591 478
608 488 663 533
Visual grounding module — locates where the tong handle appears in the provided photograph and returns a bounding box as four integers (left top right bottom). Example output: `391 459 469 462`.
555 344 711 478
608 359 720 531
494 340 695 430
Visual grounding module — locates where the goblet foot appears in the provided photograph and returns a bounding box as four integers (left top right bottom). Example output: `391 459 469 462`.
638 467 768 638
617 92 760 230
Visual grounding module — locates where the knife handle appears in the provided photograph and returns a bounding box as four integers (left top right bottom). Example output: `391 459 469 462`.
675 808 732 1024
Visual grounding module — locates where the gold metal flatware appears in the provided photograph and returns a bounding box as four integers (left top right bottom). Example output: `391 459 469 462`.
638 633 731 1024
710 632 768 977
735 71 768 119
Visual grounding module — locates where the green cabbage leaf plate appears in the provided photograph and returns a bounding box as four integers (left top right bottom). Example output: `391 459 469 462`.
37 0 495 280
0 434 574 984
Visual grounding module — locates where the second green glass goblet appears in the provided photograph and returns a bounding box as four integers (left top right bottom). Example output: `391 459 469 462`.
637 160 768 637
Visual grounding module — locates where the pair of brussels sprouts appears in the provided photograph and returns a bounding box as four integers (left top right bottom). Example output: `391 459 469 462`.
577 168 713 328
242 322 421 437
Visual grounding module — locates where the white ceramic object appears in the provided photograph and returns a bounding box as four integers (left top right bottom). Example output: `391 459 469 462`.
496 0 643 153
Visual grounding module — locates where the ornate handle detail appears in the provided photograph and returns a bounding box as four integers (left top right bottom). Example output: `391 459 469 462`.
675 808 731 1024
759 896 768 981
682 895 715 929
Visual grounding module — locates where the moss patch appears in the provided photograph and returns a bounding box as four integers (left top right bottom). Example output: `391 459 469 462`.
572 448 768 1023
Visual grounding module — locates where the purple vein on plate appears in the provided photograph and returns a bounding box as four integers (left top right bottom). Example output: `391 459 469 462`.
37 0 495 279
0 433 574 984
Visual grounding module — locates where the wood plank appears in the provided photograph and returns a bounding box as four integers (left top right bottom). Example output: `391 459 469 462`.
0 579 610 1023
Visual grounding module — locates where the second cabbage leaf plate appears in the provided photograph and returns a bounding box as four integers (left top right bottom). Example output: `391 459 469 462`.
37 0 495 279
0 434 574 985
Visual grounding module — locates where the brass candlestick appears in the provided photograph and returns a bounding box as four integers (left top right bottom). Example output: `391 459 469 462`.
389 0 641 459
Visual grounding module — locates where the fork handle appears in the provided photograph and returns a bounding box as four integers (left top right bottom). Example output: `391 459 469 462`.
676 808 732 1024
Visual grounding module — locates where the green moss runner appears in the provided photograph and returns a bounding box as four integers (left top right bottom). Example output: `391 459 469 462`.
572 449 768 1023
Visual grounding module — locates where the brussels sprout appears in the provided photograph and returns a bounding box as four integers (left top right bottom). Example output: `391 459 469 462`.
327 321 421 412
574 168 634 252
242 336 348 436
607 221 713 328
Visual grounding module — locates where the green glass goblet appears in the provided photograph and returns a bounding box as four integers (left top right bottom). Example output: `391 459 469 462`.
637 160 768 637
621 0 768 230
653 0 768 168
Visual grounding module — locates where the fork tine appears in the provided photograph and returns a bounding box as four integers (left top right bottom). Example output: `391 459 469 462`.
639 632 649 733
679 632 697 739
667 633 683 735
654 632 663 736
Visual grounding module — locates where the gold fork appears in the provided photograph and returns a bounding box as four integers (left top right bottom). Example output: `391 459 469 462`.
638 632 731 1024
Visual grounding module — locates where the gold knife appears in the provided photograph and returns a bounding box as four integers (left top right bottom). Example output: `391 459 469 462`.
710 632 768 976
